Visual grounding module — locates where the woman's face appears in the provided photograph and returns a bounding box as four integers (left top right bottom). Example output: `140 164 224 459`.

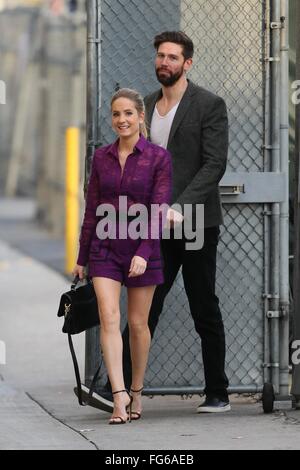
111 97 144 139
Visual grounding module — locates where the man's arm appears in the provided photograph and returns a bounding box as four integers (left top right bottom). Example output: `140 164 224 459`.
175 96 228 208
135 150 172 261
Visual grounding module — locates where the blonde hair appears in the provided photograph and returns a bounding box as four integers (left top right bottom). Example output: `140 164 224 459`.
111 88 148 138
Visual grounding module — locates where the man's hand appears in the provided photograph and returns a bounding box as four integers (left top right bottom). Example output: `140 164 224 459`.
165 208 184 228
128 256 147 278
72 264 85 280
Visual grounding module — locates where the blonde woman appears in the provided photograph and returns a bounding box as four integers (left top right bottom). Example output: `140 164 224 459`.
73 88 172 424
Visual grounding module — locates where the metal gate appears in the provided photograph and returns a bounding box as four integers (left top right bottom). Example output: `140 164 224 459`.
85 0 290 404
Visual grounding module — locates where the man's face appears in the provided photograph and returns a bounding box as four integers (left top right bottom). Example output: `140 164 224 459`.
155 42 191 87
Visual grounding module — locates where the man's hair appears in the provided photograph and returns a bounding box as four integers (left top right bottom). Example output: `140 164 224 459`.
154 31 194 60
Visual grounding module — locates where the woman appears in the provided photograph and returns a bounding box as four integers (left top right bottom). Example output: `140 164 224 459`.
72 88 172 424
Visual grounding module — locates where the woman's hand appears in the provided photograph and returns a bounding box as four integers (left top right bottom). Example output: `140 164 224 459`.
165 208 184 228
128 256 147 278
72 264 86 280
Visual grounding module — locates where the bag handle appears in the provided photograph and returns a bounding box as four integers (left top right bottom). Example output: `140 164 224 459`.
71 275 92 291
68 333 102 406
71 275 80 290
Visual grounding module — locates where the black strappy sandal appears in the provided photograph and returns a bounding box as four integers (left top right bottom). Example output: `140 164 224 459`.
109 389 132 425
130 387 144 421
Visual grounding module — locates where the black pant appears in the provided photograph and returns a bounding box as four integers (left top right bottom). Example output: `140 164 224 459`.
119 226 229 400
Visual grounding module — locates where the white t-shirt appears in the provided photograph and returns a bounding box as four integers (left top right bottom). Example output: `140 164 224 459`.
150 102 180 149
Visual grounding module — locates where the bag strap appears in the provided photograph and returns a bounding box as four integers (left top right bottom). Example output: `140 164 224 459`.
67 333 102 406
71 275 80 290
71 275 92 291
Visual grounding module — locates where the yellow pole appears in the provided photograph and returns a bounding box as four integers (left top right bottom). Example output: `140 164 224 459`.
65 127 80 274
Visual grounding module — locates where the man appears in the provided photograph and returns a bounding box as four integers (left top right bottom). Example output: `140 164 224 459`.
82 31 230 413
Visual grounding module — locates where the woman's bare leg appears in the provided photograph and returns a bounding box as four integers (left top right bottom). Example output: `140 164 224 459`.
93 277 130 423
127 285 156 416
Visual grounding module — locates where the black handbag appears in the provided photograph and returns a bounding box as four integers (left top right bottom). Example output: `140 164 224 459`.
57 276 102 406
57 276 99 334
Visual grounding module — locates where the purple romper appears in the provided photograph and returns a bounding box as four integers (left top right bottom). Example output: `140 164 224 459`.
77 135 172 287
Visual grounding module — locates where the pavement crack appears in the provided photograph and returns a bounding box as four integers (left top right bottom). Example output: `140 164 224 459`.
26 392 100 450
274 410 300 426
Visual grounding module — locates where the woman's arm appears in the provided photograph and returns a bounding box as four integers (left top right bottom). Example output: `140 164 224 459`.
76 152 101 266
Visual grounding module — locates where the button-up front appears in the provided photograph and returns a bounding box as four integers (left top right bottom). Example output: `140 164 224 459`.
77 135 172 286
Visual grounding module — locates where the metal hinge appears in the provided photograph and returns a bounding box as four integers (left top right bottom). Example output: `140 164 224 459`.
262 144 280 150
262 293 280 299
265 16 285 29
270 22 282 29
87 37 101 43
263 362 280 368
261 210 272 216
266 310 281 318
265 56 280 62
270 16 285 29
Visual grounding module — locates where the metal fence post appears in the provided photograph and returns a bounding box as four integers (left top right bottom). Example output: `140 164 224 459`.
263 0 272 386
269 0 282 395
279 0 291 400
84 0 102 387
291 0 300 407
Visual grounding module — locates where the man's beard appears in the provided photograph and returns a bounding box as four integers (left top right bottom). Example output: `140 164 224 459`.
155 66 184 87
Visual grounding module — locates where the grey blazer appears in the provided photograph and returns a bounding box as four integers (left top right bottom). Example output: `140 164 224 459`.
144 80 228 227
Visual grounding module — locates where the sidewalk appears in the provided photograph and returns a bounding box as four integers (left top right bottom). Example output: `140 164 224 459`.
1 198 300 450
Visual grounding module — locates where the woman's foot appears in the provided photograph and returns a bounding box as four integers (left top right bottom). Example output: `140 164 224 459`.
109 389 132 425
130 387 143 420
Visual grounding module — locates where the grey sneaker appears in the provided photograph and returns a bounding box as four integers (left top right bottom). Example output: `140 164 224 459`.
74 385 114 413
197 397 231 413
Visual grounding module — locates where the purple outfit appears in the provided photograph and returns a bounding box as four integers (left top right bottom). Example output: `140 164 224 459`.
77 135 172 287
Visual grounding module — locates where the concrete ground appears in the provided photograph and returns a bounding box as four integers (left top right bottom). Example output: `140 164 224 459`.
1 197 300 450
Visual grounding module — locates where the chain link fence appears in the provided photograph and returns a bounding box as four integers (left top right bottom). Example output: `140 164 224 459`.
84 0 280 394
